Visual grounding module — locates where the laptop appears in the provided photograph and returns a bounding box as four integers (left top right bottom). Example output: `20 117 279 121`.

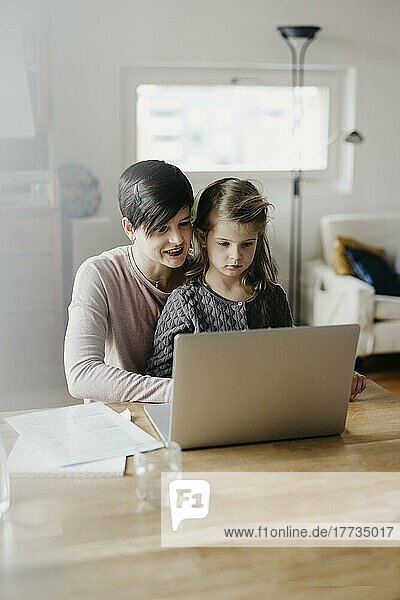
144 324 359 449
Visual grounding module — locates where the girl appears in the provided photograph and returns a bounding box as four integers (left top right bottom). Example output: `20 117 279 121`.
64 160 194 403
147 177 366 399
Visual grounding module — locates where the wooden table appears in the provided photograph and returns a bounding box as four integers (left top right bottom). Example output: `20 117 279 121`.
1 380 400 599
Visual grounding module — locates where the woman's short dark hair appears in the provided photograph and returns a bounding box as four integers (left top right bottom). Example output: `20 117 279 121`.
118 160 194 235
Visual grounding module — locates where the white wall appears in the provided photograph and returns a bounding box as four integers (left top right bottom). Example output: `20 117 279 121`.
50 0 400 284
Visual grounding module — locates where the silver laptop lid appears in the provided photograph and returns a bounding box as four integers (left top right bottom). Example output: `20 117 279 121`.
170 325 359 449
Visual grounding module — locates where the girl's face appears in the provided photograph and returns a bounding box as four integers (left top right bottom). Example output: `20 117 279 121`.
197 220 259 281
132 206 192 270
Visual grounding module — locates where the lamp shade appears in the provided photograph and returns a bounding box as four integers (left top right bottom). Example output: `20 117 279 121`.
345 130 364 144
277 26 321 40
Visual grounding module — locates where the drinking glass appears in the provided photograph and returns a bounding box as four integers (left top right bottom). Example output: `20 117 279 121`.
134 442 181 506
0 435 10 517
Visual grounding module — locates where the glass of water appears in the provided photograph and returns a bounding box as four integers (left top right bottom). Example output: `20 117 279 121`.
134 442 181 506
0 435 10 517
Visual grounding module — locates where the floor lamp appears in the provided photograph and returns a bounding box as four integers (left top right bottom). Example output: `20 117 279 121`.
277 25 321 325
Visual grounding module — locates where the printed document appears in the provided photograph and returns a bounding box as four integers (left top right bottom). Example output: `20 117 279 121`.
7 409 133 477
6 403 163 468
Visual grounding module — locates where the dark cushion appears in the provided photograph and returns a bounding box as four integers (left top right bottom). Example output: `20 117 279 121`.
345 247 400 296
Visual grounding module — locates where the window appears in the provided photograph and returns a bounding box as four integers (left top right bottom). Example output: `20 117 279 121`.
124 65 357 191
136 84 329 172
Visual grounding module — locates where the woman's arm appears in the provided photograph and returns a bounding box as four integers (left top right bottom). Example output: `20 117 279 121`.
147 288 194 378
64 260 172 403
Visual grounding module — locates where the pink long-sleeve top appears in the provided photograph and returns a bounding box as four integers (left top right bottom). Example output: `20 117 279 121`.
64 245 173 403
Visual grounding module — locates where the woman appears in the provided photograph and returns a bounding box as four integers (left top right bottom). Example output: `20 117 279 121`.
64 160 193 403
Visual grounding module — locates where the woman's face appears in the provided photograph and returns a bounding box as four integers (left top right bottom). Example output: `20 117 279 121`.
133 206 192 269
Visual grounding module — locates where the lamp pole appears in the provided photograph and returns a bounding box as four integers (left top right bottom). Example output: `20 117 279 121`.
277 26 320 325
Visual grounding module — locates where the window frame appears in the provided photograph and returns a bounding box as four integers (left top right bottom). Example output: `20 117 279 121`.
122 63 357 193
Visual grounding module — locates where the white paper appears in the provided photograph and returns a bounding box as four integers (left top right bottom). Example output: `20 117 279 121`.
7 408 132 477
6 403 163 468
8 437 126 477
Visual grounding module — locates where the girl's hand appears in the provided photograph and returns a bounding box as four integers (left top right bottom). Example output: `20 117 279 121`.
350 371 366 400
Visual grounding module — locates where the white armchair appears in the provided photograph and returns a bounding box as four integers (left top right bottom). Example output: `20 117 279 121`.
303 213 400 357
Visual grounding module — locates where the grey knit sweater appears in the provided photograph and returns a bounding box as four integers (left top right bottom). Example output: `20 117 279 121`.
147 279 293 378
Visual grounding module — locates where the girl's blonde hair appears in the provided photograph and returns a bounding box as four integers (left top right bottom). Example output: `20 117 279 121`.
186 177 277 290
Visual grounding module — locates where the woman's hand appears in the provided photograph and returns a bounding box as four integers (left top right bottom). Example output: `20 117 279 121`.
350 371 367 400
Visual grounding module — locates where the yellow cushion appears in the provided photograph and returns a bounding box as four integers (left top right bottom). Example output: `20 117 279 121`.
332 236 385 275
